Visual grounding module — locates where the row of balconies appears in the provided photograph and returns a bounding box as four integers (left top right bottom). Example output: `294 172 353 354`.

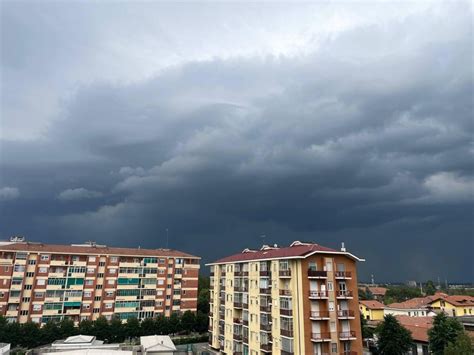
308 290 353 299
309 310 355 319
310 330 356 342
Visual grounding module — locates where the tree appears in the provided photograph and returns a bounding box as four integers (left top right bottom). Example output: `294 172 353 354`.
92 316 110 342
385 286 422 303
78 319 94 335
444 332 474 355
155 314 169 335
195 311 209 333
376 314 414 355
424 280 436 296
124 317 140 339
41 321 60 344
109 317 125 343
168 312 180 335
365 287 374 300
428 312 464 355
58 318 76 339
180 310 196 334
19 321 42 349
360 312 373 339
197 275 210 314
140 317 155 336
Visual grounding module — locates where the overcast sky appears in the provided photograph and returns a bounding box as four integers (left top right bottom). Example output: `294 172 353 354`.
1 1 473 282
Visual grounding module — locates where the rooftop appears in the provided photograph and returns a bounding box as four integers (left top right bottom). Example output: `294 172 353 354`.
0 242 200 259
140 335 176 352
360 300 385 309
388 296 435 309
207 240 364 264
368 286 387 296
396 316 433 343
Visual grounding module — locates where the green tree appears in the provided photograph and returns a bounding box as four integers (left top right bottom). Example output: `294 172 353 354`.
140 317 155 336
19 321 42 348
197 275 210 314
385 286 422 303
168 312 180 335
92 316 110 342
365 287 374 300
376 314 414 355
155 314 169 335
58 318 76 339
180 310 196 334
195 310 209 333
444 332 474 355
429 312 464 355
78 319 94 335
360 312 373 339
425 280 436 296
109 317 125 343
5 321 21 348
124 317 140 339
41 321 60 344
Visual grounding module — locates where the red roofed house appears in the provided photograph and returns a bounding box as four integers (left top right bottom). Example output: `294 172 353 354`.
207 240 365 355
396 315 433 355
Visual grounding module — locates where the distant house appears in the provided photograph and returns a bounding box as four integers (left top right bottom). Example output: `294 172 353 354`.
427 294 474 317
396 315 432 355
32 335 135 354
360 300 385 321
367 287 387 301
140 335 177 355
386 297 436 318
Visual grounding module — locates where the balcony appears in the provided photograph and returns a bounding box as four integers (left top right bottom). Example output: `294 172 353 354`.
309 291 328 299
233 333 242 341
308 270 327 278
337 310 355 319
260 323 272 332
310 310 330 319
279 289 292 296
234 270 248 277
243 319 248 326
242 335 249 343
260 288 271 295
234 301 243 309
260 343 272 352
339 331 357 340
259 270 270 276
234 286 248 292
311 332 331 342
335 271 352 279
219 313 225 320
279 270 291 278
281 352 295 355
233 317 242 324
210 271 215 276
260 305 272 313
336 290 353 299
280 308 293 316
220 271 226 276
281 329 294 337
242 302 248 309
343 352 357 355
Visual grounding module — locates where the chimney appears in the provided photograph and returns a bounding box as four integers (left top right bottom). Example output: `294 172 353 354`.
341 242 346 252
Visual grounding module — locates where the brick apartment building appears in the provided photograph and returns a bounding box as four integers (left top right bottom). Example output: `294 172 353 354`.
207 240 364 355
0 238 200 324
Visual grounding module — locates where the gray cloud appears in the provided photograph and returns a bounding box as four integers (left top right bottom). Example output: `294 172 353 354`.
0 187 20 201
1 1 473 282
57 188 104 201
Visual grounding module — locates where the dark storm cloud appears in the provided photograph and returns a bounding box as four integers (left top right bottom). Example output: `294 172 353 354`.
1 2 473 282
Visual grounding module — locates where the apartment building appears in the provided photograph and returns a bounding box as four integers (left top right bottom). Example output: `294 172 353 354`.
207 241 364 355
0 239 200 324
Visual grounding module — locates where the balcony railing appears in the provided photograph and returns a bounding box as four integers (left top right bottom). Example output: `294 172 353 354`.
281 329 294 337
310 310 330 318
242 335 249 343
260 288 271 294
339 331 356 339
279 270 291 277
336 290 353 298
243 319 248 326
279 289 292 296
221 271 226 276
233 317 242 324
260 323 272 331
337 310 355 318
260 343 272 351
308 269 328 278
311 332 331 341
259 270 270 276
280 308 293 316
233 333 242 341
260 305 272 313
234 286 248 292
309 291 328 298
210 271 215 276
335 271 352 278
234 301 243 308
219 313 225 320
242 302 248 309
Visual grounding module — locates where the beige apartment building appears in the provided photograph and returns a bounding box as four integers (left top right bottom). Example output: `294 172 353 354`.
207 241 364 355
0 239 200 324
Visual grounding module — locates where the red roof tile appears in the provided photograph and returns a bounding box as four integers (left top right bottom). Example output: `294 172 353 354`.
388 296 435 309
0 242 200 259
360 300 385 309
368 287 387 296
396 316 433 343
211 242 339 264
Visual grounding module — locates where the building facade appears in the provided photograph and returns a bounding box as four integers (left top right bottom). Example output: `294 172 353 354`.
0 240 200 324
207 241 364 355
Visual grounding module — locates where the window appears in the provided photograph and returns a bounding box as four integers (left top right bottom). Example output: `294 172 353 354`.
327 281 333 291
93 308 100 313
86 280 94 286
22 297 30 302
26 272 34 277
107 279 114 285
28 260 36 265
84 291 92 297
41 255 50 260
87 268 95 274
20 310 28 316
39 267 48 273
110 256 118 263
325 260 333 272
36 279 46 286
105 303 113 309
331 343 338 353
24 285 32 290
89 256 96 262
34 292 44 298
109 268 117 274
94 296 101 301
33 304 42 311
329 301 335 311
99 261 106 266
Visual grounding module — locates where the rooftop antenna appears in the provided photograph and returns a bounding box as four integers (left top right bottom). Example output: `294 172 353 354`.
420 282 423 294
371 274 375 285
341 242 346 252
437 276 441 289
166 228 169 249
445 278 448 290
